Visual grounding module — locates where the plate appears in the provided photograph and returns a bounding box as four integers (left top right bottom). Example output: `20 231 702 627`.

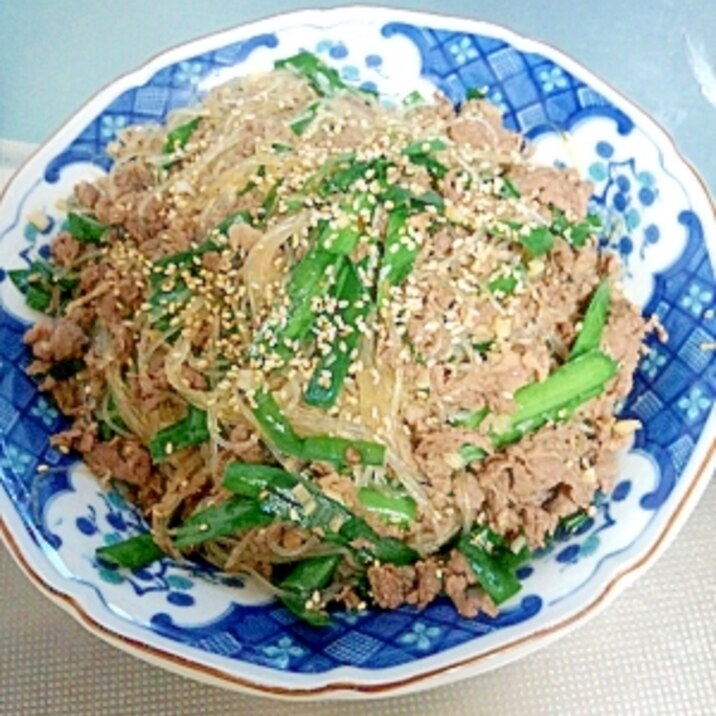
0 6 714 700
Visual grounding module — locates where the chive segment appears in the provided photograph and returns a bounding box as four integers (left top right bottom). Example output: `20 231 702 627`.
402 139 449 178
493 350 617 448
275 51 349 97
149 404 210 462
520 226 554 257
569 281 611 359
302 435 385 467
172 498 272 548
223 462 416 566
449 351 617 453
67 212 109 243
251 389 305 455
279 555 342 626
357 487 417 525
163 117 200 154
96 498 271 570
458 529 522 605
381 207 415 286
9 260 78 312
304 260 373 408
96 533 164 571
251 389 385 467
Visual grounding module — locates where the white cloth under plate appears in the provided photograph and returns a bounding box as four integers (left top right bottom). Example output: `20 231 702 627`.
0 140 714 716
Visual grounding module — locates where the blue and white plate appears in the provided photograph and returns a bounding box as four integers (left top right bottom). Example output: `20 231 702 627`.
0 7 714 700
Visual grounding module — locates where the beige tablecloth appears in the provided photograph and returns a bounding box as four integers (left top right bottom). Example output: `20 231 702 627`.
1 141 715 716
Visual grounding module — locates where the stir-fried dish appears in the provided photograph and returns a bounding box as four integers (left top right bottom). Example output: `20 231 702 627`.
14 53 660 624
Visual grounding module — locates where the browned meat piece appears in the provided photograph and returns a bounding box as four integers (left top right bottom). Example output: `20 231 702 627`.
508 166 593 218
602 298 650 395
413 427 490 491
330 123 364 149
201 251 222 272
84 437 154 488
518 504 560 548
407 559 443 607
367 554 495 617
402 273 460 362
431 348 531 413
136 213 195 260
224 425 266 463
96 278 143 325
131 367 171 409
226 425 265 464
449 117 515 153
74 181 101 209
124 194 167 244
473 423 602 548
107 322 136 363
112 160 154 193
78 262 105 293
51 419 97 453
49 378 86 416
24 318 87 362
51 232 82 268
443 550 477 617
448 100 521 154
443 550 497 618
367 563 417 610
93 195 126 225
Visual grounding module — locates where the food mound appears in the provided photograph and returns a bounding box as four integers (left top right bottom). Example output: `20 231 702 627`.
13 53 657 625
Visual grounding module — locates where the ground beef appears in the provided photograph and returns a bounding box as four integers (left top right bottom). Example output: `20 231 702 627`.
602 297 652 395
96 275 143 324
130 367 171 410
413 427 490 491
508 165 593 219
367 559 442 610
78 262 106 293
471 422 605 548
106 322 136 363
24 318 87 362
93 195 126 226
52 419 97 454
112 160 155 193
432 348 531 412
83 437 154 488
74 181 101 210
410 560 444 607
51 232 82 268
227 425 265 463
448 102 522 154
48 378 86 416
367 553 496 618
444 550 497 618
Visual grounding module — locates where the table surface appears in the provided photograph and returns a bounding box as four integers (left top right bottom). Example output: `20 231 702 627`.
1 3 715 715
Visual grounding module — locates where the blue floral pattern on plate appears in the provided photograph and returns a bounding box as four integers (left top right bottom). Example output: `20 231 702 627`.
0 9 713 695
